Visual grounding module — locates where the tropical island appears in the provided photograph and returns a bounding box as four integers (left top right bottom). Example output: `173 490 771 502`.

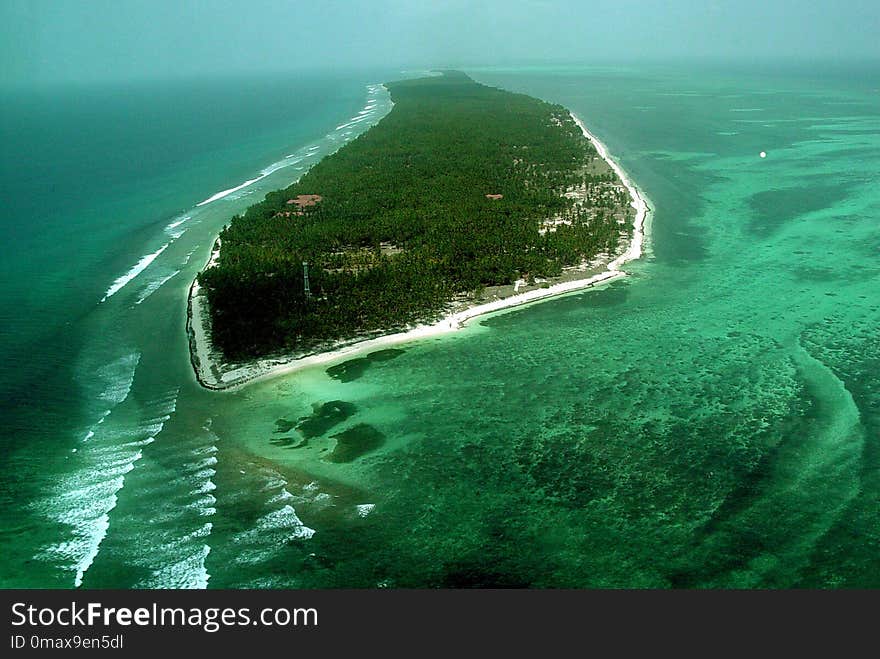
188 71 648 389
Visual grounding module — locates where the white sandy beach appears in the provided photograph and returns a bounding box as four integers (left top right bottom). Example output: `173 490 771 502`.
187 112 652 390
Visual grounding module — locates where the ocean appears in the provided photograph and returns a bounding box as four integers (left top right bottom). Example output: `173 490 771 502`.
1 62 877 588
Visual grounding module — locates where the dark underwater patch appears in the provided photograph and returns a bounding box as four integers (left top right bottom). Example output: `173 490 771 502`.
326 358 369 382
269 436 297 447
296 400 357 438
326 348 405 382
326 423 385 463
367 348 406 362
747 184 851 237
274 418 296 433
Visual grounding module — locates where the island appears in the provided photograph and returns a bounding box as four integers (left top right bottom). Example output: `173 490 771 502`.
188 71 649 389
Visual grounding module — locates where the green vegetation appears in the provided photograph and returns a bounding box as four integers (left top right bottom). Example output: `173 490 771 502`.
199 71 630 358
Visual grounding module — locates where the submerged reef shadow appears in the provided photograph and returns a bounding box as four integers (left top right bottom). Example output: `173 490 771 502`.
747 184 851 237
296 400 358 438
326 423 385 463
326 348 406 382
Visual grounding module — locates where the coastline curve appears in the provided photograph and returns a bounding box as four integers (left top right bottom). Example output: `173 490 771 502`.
187 108 653 391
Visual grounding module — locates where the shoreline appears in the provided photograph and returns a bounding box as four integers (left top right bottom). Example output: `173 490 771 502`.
187 111 652 391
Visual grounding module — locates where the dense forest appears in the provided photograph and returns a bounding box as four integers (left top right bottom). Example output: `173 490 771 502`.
199 71 631 358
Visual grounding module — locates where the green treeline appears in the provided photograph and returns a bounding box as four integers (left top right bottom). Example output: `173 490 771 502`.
200 71 629 358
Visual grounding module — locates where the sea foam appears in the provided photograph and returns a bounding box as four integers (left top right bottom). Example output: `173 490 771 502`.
135 270 180 305
35 385 179 587
196 176 265 206
192 84 390 213
101 243 170 302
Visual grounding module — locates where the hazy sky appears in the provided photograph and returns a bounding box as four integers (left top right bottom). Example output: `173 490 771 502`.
1 0 878 83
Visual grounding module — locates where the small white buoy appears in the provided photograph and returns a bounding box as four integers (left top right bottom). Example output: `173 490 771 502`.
760 151 767 158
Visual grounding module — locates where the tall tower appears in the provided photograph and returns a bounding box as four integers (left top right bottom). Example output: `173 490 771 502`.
302 261 312 300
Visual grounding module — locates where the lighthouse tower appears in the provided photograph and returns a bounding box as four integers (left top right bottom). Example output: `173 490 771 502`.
303 261 312 300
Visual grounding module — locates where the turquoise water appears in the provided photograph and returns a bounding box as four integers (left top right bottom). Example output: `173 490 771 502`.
1 63 878 587
0 71 397 587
